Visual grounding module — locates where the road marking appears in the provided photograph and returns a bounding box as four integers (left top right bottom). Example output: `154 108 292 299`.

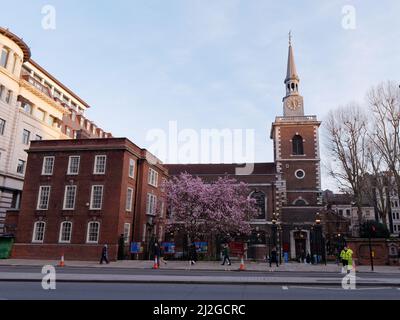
290 286 393 291
282 286 289 290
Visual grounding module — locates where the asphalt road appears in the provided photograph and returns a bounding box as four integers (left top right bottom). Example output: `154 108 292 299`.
0 265 398 279
0 282 399 300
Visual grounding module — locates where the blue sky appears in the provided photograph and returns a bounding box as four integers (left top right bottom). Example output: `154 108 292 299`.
1 0 400 189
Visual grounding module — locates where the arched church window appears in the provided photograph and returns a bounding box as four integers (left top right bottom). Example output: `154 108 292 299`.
292 134 304 155
291 83 295 91
251 190 266 219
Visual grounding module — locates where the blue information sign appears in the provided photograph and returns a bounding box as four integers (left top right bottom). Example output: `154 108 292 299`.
130 242 143 254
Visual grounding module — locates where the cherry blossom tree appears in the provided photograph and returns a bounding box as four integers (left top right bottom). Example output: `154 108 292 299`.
163 173 258 244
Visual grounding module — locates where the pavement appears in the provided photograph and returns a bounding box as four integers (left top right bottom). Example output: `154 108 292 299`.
0 259 399 287
1 258 399 273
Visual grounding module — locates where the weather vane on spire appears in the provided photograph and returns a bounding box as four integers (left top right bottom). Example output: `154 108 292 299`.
289 30 292 46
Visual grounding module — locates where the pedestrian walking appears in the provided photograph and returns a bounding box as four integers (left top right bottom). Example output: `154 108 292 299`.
100 244 110 264
306 252 311 264
221 244 232 266
153 241 161 268
269 247 279 268
189 242 197 265
340 245 354 273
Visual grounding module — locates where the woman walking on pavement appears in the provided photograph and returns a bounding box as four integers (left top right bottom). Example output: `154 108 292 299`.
221 243 232 266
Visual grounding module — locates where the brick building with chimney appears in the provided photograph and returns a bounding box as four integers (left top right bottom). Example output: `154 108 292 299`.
5 138 168 261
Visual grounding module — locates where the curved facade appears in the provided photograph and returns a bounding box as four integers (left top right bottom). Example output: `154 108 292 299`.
0 27 111 233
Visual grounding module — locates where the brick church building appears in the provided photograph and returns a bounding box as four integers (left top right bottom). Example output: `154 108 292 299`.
166 39 323 260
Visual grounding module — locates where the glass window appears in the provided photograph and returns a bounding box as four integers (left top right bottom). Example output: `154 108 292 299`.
123 223 130 244
5 90 12 104
68 156 80 175
41 156 55 175
292 135 304 155
36 134 42 141
0 118 5 135
0 48 9 68
63 185 77 210
35 109 46 121
126 188 134 212
59 222 72 243
129 159 135 178
32 221 46 243
47 115 55 126
94 155 107 174
148 168 159 187
90 185 103 210
0 85 4 99
37 186 51 210
87 222 100 243
16 159 26 174
146 193 157 215
22 129 30 145
21 102 32 114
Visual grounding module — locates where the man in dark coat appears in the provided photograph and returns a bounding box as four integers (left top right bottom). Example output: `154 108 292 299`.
100 244 110 264
189 243 198 265
269 247 279 267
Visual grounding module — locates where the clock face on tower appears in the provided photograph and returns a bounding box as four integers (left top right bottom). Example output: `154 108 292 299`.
284 96 303 114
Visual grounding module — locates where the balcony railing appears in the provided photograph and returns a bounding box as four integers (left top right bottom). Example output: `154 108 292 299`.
21 74 52 98
275 115 318 122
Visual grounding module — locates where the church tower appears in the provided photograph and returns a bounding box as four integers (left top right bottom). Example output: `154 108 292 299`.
270 34 323 259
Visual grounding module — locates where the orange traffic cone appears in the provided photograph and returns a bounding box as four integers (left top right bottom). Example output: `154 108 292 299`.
239 256 246 271
59 254 65 267
152 257 159 269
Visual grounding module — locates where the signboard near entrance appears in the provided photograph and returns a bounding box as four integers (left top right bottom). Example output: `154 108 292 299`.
194 242 208 253
130 242 143 254
162 242 176 254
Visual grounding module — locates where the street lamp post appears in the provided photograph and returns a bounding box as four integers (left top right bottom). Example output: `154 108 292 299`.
315 212 325 265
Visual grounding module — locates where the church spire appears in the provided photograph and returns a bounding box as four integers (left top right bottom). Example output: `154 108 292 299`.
284 31 300 97
282 32 304 117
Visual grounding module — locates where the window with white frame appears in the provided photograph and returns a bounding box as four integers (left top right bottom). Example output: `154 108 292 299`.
32 221 46 243
87 221 100 243
146 193 157 216
37 186 51 210
126 188 134 212
59 221 72 243
94 155 107 174
90 185 103 210
123 223 131 244
129 158 135 178
41 156 55 175
63 185 77 210
67 156 80 175
148 168 159 187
